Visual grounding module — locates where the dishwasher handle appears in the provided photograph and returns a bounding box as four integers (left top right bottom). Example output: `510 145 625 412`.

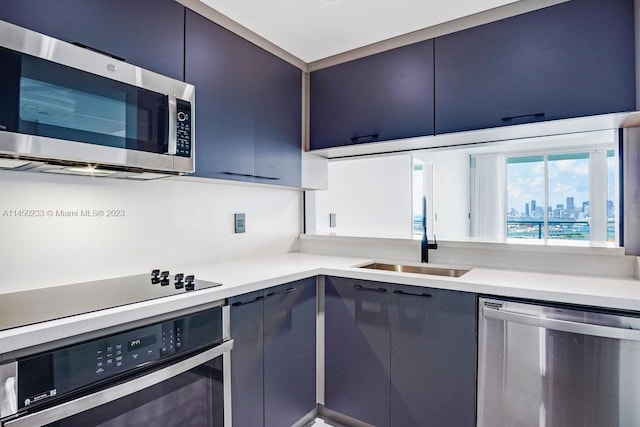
6 340 234 427
482 306 640 341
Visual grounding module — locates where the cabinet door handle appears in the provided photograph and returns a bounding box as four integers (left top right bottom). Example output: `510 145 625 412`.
231 295 264 306
265 287 298 297
393 289 432 298
501 113 545 122
222 172 280 180
350 133 379 143
354 284 387 293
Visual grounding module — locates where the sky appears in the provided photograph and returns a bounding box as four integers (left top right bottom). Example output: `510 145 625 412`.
507 154 616 216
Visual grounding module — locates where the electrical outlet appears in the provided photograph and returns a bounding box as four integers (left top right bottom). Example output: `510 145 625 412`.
234 213 246 233
329 213 336 228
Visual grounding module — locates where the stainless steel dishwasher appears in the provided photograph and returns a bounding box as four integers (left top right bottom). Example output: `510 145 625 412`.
477 297 640 427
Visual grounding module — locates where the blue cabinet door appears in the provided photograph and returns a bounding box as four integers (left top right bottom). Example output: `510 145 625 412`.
390 285 476 427
229 290 265 427
264 278 316 427
0 0 184 80
310 40 435 150
185 10 255 182
254 47 302 187
435 0 636 134
325 277 391 427
185 11 301 185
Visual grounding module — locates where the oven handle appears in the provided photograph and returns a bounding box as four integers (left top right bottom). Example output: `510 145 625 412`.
5 339 234 427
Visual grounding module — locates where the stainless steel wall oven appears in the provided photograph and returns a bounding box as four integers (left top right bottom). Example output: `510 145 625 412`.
0 303 232 427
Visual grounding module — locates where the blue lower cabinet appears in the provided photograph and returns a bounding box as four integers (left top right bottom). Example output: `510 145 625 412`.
325 277 477 427
325 277 391 427
230 278 316 427
390 284 476 427
264 279 317 427
229 290 265 427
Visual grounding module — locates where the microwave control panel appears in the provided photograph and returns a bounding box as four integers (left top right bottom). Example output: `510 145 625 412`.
176 99 192 157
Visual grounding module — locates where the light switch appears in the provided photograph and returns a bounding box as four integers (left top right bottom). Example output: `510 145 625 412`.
235 213 245 233
329 213 336 228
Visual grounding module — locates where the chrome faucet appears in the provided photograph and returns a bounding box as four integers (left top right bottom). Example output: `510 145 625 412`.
421 196 438 263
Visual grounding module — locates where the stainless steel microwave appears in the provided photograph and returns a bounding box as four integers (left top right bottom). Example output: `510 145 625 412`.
0 20 194 176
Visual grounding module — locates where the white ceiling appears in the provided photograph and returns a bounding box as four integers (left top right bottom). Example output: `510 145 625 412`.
199 0 521 63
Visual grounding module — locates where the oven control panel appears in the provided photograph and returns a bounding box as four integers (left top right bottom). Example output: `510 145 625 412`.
17 306 224 410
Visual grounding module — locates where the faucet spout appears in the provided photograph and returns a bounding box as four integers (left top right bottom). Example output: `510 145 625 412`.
421 196 438 263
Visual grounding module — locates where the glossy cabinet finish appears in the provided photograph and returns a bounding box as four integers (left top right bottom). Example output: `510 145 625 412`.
325 277 477 427
325 277 391 427
229 290 265 427
185 10 301 186
230 279 316 427
435 0 636 134
264 279 317 427
390 284 476 427
310 40 435 150
0 0 185 80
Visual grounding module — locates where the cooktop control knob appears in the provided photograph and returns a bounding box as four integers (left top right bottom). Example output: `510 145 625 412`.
151 269 161 285
185 275 195 291
174 273 184 289
160 271 170 286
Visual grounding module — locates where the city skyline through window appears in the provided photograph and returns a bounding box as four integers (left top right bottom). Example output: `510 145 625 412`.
507 150 615 242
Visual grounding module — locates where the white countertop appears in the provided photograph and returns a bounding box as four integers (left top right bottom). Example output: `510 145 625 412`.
2 252 640 356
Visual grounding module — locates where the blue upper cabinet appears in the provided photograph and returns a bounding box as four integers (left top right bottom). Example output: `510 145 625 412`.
185 10 302 186
185 10 255 182
254 47 302 187
435 0 636 134
310 40 435 150
0 0 185 81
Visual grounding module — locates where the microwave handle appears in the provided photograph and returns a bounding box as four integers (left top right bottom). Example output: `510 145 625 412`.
167 94 178 155
5 340 233 427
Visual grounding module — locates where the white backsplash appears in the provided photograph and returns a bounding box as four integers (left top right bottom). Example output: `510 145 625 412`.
0 171 302 293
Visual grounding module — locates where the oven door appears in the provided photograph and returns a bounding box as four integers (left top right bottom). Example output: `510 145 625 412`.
3 340 232 427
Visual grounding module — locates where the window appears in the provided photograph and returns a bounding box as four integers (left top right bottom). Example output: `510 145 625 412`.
506 150 616 243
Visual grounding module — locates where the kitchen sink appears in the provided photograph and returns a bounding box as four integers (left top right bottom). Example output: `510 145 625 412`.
359 263 470 278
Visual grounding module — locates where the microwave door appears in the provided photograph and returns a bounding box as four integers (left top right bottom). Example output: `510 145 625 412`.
0 46 169 158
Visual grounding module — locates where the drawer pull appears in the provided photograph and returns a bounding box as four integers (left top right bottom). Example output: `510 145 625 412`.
393 289 432 298
501 113 545 122
354 284 387 293
266 287 298 297
231 295 264 306
222 172 280 180
350 133 379 143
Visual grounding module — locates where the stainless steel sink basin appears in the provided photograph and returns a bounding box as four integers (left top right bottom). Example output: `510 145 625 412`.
360 263 470 278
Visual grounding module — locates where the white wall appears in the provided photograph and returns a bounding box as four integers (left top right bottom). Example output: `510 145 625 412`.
0 171 301 293
309 154 413 238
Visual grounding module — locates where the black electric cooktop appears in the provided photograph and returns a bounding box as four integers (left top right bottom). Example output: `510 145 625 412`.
0 271 222 331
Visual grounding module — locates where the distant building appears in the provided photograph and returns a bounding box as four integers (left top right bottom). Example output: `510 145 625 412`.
566 197 574 212
525 203 530 217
